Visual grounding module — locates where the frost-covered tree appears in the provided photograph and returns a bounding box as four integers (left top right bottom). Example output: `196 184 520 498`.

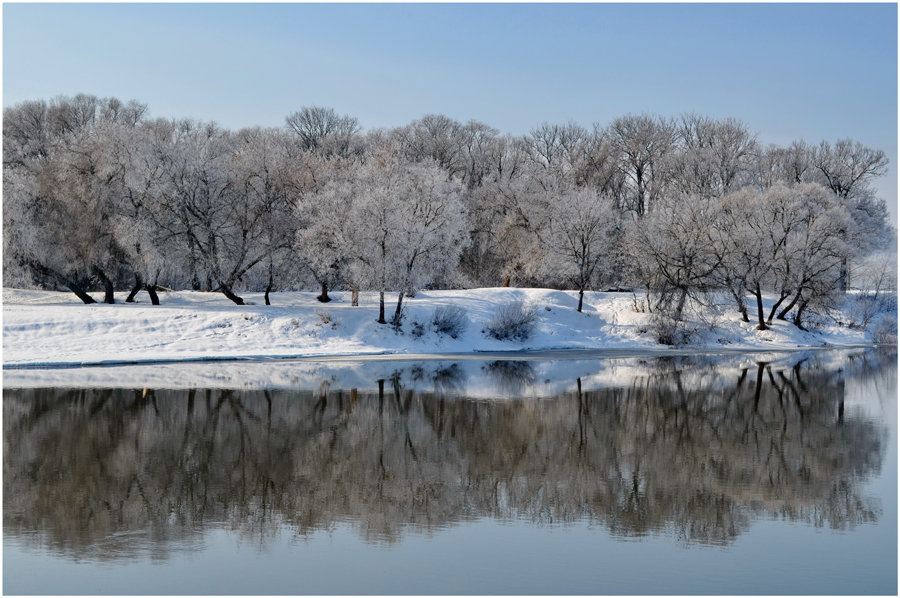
765 184 854 327
607 114 676 215
386 160 468 324
285 106 361 158
3 96 144 303
626 193 720 329
813 140 888 202
457 134 532 286
353 153 468 324
712 183 853 329
394 114 468 179
754 141 815 189
294 156 361 304
812 140 891 255
457 120 499 189
543 186 619 312
298 151 467 323
755 139 890 292
105 119 172 304
140 120 283 304
671 114 758 199
228 127 301 304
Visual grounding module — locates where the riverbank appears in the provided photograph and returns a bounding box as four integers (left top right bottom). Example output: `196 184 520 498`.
3 287 890 369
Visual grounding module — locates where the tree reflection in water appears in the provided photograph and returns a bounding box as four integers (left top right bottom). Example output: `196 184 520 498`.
3 351 891 561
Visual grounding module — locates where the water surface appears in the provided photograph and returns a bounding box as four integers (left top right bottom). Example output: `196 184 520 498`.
4 349 897 594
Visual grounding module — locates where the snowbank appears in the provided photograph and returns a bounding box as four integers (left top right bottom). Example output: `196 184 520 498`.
2 287 882 369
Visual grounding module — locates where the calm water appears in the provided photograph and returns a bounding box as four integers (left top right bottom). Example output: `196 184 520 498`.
3 350 897 595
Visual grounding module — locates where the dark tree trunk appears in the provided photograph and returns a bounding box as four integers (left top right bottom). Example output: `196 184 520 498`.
187 235 201 290
145 283 160 306
839 257 849 292
793 298 810 331
577 288 584 313
754 283 767 330
317 282 331 303
727 284 749 322
777 288 803 321
28 261 96 304
636 170 646 216
351 286 359 307
674 286 688 322
767 292 790 325
93 267 115 304
125 273 143 303
68 282 97 304
392 291 405 327
377 290 386 324
220 283 245 305
264 266 274 306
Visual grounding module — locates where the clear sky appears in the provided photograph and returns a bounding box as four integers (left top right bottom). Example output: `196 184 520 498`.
3 2 897 217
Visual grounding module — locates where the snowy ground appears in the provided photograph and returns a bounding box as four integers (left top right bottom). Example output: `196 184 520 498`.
2 287 880 371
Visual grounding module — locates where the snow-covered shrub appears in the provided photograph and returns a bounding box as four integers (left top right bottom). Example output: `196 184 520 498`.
631 291 650 313
846 293 897 330
872 315 897 345
409 320 426 339
431 305 467 339
848 252 898 329
651 313 702 347
315 309 338 329
484 301 537 342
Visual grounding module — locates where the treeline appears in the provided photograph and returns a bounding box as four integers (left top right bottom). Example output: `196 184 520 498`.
3 94 894 333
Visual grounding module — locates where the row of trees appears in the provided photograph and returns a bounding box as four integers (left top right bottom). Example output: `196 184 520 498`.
3 94 893 330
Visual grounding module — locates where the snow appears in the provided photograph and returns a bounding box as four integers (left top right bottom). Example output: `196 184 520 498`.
2 287 882 373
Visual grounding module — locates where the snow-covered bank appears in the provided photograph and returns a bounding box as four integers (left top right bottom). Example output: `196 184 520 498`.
1 287 885 369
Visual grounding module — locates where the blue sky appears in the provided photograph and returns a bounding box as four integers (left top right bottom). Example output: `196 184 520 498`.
3 2 897 216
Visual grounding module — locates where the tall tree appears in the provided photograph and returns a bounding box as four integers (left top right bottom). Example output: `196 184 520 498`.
544 186 619 312
285 106 361 157
608 114 676 216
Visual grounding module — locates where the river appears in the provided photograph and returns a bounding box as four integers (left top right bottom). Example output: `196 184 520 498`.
3 348 896 594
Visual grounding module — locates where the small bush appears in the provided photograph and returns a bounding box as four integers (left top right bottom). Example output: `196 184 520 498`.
846 291 898 330
484 301 537 342
651 313 701 346
409 320 426 339
432 305 468 339
315 309 338 329
872 315 897 345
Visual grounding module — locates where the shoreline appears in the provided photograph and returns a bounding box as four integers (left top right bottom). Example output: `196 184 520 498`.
2 342 887 371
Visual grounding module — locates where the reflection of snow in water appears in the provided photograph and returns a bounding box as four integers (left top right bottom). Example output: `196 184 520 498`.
4 348 890 401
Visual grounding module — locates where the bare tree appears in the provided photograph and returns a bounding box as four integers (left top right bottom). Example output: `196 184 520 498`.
544 186 619 312
671 114 758 199
285 105 361 157
608 114 676 216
